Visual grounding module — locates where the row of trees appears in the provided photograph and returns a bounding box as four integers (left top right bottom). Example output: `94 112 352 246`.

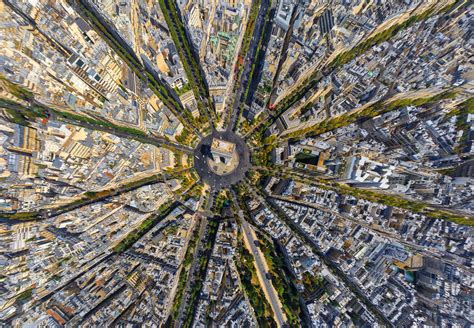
231 0 262 131
236 231 276 327
274 0 458 117
285 91 457 140
286 173 473 226
76 0 189 123
113 200 176 253
158 0 214 128
256 231 305 326
181 219 220 327
167 217 202 325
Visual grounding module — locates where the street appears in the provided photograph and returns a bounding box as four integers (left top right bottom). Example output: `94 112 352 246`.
230 190 288 327
240 219 287 327
193 130 250 190
227 0 271 132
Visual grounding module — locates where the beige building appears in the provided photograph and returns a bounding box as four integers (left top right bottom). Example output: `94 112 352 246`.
211 138 235 165
156 52 171 75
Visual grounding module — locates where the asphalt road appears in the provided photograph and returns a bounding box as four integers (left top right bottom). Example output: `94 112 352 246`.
228 0 270 132
270 194 473 274
74 0 202 136
245 5 275 107
241 218 287 327
0 97 195 155
175 217 207 327
194 130 251 190
264 195 393 327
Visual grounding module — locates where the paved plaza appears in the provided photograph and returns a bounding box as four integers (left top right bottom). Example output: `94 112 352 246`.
194 130 251 190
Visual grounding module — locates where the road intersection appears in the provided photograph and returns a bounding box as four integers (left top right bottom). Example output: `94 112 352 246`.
193 129 251 190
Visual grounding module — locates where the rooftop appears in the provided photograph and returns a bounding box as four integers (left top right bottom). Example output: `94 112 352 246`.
211 138 235 155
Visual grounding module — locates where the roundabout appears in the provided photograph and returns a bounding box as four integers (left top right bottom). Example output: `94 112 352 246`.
193 129 251 190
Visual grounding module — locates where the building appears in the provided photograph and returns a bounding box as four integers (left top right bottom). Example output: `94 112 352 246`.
211 138 235 165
